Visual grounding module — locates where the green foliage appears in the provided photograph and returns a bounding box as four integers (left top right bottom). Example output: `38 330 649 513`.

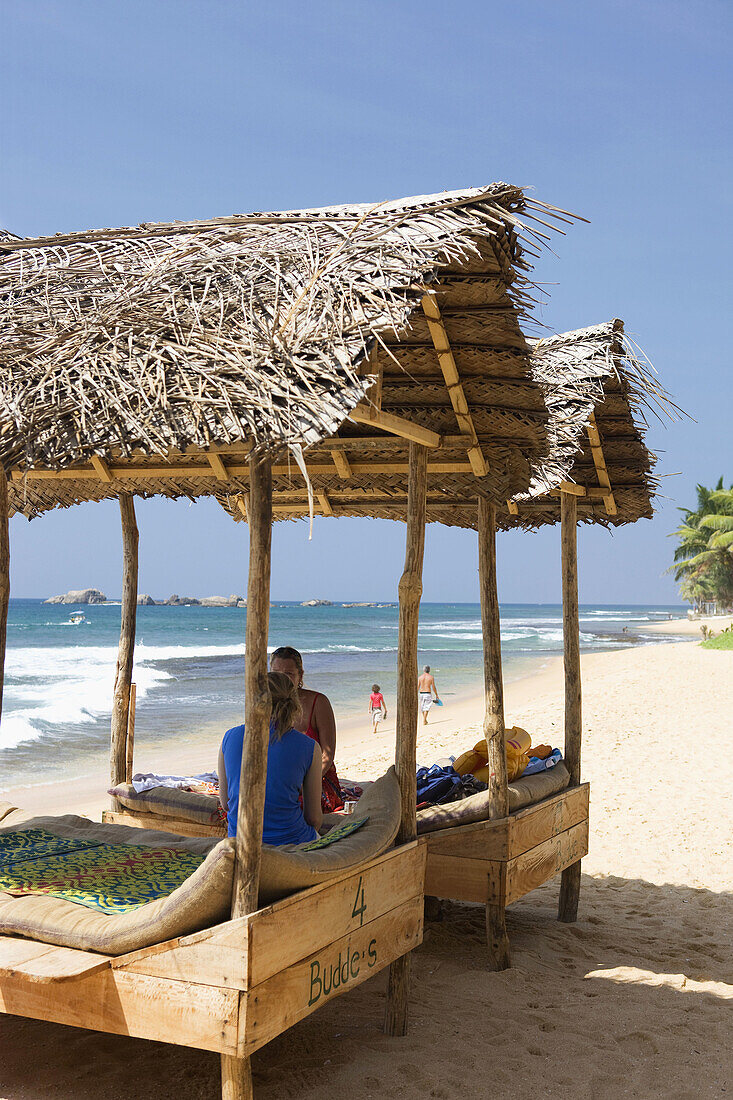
701 625 733 650
669 480 733 608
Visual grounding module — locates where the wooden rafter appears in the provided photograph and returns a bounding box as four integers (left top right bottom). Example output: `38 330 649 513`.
329 450 352 479
91 455 114 483
586 414 617 515
506 500 519 515
420 293 488 478
317 490 334 516
349 405 441 448
11 460 473 483
207 453 230 481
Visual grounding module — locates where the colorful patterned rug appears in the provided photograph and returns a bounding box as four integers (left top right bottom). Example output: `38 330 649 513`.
0 832 204 914
0 827 102 863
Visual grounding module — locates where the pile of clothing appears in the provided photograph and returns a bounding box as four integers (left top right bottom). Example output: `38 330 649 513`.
416 765 487 808
415 726 563 808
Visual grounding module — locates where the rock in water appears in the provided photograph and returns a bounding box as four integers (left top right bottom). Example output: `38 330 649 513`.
43 588 107 605
137 594 157 606
199 595 246 607
301 599 333 607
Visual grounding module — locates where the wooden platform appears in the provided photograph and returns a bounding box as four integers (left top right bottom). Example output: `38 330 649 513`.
424 784 589 906
102 808 226 839
0 840 426 1056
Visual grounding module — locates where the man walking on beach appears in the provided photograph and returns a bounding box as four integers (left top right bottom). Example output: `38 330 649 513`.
418 665 441 725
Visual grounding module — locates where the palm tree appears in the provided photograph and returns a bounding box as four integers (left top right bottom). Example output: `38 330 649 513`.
670 480 733 610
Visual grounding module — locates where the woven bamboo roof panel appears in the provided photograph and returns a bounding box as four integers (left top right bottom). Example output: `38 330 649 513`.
3 184 579 520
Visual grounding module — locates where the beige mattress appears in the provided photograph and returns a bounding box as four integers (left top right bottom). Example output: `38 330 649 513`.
0 768 401 955
109 782 223 826
416 761 571 834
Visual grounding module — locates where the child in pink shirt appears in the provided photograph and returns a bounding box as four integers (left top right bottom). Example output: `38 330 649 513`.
368 684 387 732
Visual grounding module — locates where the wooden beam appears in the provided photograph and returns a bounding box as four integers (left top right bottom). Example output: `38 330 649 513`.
556 481 586 497
385 441 427 1037
477 496 511 970
506 500 519 515
110 494 138 811
317 490 333 516
0 471 9 730
558 491 582 923
232 455 272 918
91 455 114 483
125 682 136 785
208 453 230 481
236 495 248 521
350 405 441 448
224 458 272 1097
330 449 352 479
421 294 488 477
586 413 617 515
324 434 473 452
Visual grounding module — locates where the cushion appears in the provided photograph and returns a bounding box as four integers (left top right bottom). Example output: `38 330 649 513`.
110 783 223 827
0 768 401 952
258 767 401 905
0 812 231 955
416 761 571 834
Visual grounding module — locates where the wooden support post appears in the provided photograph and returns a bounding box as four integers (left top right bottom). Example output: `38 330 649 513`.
110 494 138 810
558 491 582 923
477 496 511 970
125 683 137 784
222 456 272 1100
0 470 9 727
231 455 273 917
221 1054 254 1100
385 442 427 1037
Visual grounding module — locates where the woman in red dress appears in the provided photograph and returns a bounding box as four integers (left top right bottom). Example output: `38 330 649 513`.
269 645 344 813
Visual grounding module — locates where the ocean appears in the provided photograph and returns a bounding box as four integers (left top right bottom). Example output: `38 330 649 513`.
0 599 683 792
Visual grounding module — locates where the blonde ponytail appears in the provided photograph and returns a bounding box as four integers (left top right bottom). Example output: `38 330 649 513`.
268 671 302 740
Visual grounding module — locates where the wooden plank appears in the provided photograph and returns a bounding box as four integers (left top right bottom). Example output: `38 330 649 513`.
586 413 617 515
118 844 424 993
240 895 423 1056
421 294 488 477
0 937 59 975
248 842 425 988
424 817 510 861
349 405 441 448
0 969 240 1054
236 494 249 521
101 809 225 838
330 449 352 478
2 946 112 983
506 499 519 515
424 854 490 904
505 820 589 905
508 784 589 858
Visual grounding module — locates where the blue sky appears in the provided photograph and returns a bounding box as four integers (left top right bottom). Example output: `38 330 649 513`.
2 0 731 603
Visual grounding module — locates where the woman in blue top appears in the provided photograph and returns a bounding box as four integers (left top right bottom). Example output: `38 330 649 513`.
218 671 323 844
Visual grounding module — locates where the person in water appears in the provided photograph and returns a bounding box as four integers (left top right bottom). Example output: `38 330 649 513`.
368 684 387 732
270 645 344 812
217 671 322 843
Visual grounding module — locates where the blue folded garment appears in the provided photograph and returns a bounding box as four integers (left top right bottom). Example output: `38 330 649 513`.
522 748 562 776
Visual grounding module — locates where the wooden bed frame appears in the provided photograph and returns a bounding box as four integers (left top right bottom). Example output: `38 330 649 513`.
424 784 589 948
0 841 425 1067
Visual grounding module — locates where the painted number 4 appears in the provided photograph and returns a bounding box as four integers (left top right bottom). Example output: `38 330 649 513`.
351 875 367 926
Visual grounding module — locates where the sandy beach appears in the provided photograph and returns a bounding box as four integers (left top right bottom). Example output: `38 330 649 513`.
1 635 731 1099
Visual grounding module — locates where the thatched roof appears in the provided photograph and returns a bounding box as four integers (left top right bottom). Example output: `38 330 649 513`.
500 319 671 529
2 183 582 520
